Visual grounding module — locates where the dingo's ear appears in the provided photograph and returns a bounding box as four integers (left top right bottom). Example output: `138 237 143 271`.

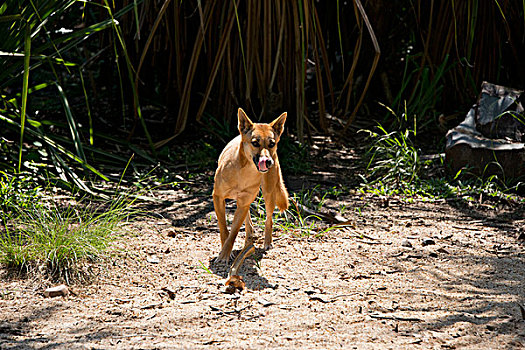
238 108 254 134
270 112 287 136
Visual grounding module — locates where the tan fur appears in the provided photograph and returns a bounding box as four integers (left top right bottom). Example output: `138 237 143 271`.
213 108 289 262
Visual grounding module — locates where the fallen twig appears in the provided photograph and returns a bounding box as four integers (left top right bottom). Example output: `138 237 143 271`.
290 198 350 224
451 225 482 231
355 239 391 245
369 313 421 322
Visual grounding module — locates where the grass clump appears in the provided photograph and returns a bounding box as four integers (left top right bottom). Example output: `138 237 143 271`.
0 177 133 282
359 104 426 196
359 104 525 203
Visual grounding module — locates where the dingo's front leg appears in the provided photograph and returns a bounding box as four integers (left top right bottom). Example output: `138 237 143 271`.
216 193 254 262
213 194 229 247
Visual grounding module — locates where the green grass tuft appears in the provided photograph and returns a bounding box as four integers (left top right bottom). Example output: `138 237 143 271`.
359 103 525 203
250 186 338 240
0 178 134 282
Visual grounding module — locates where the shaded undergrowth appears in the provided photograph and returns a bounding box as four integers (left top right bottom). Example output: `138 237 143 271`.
0 173 137 283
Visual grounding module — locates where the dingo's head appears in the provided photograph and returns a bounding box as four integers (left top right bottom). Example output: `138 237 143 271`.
237 108 287 173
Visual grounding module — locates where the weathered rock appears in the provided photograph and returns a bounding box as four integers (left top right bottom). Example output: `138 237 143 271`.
476 82 524 141
44 284 69 298
446 82 525 180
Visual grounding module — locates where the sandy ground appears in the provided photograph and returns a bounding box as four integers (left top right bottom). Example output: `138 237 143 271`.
1 137 524 349
1 180 524 349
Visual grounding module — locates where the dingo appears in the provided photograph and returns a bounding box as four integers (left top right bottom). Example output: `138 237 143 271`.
213 108 289 262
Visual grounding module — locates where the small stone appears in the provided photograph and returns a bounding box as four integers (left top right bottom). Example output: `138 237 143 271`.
44 284 69 298
401 240 413 248
422 238 435 246
147 255 160 264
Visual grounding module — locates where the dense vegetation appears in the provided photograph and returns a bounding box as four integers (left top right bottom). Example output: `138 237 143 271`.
1 1 524 176
0 1 524 277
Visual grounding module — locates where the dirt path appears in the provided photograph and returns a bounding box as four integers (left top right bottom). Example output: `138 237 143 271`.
1 183 524 349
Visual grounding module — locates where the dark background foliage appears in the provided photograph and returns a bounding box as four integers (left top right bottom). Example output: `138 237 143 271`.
0 0 524 183
117 0 524 138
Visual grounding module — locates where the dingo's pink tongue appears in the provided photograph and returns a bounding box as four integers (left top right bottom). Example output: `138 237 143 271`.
258 158 268 171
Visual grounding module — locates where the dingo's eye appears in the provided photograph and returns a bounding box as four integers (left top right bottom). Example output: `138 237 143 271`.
268 140 275 148
251 140 260 147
